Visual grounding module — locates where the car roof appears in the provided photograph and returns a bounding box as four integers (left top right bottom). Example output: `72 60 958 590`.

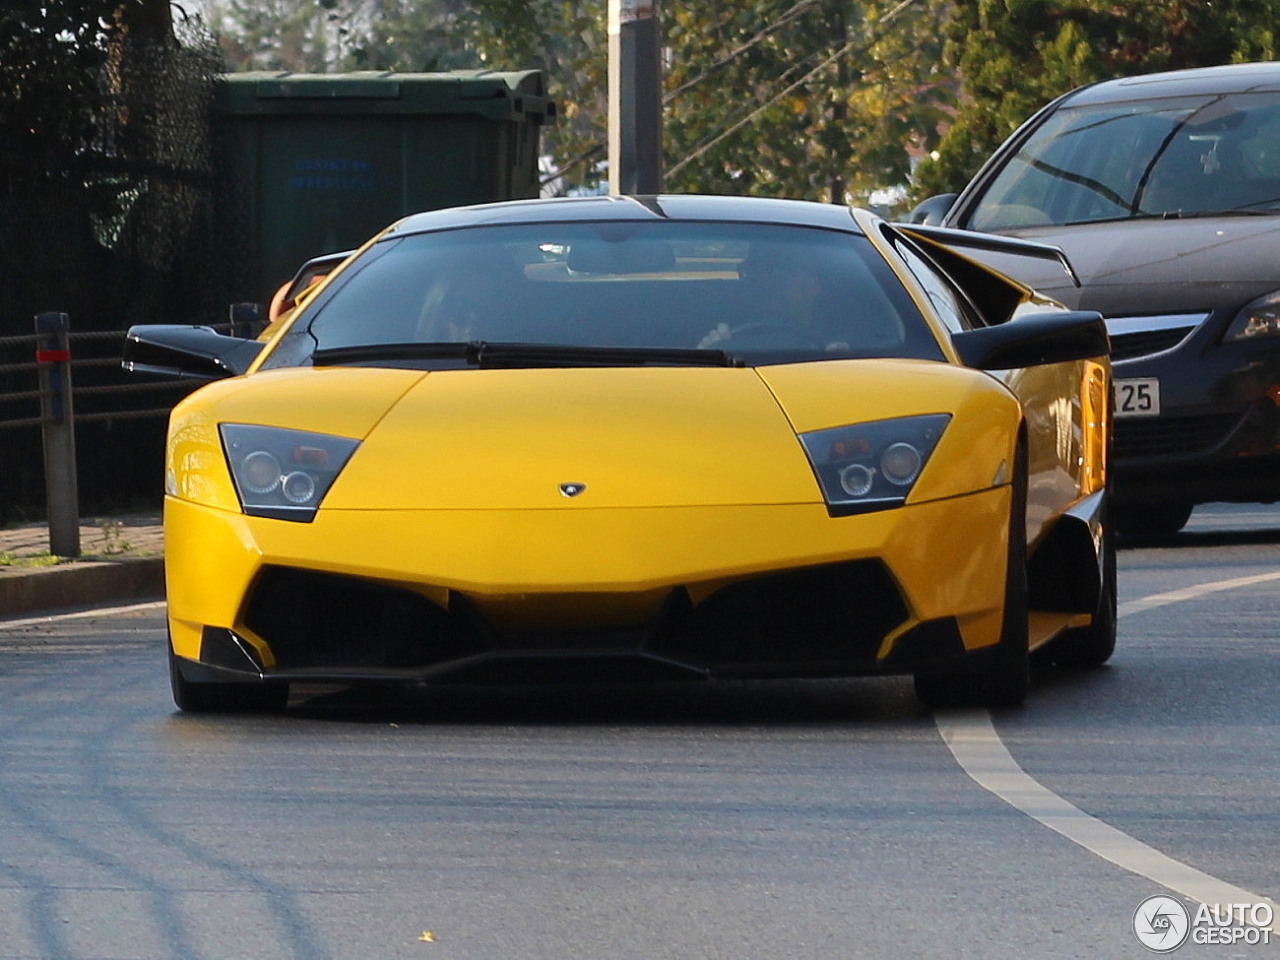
1062 61 1280 107
383 194 865 237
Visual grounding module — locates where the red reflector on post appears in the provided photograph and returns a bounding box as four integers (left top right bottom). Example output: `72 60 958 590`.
36 349 71 363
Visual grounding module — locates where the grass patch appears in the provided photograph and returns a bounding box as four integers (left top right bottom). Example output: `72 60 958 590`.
95 518 132 555
0 552 63 568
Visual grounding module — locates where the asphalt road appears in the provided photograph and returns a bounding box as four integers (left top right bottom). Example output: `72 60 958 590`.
0 503 1277 960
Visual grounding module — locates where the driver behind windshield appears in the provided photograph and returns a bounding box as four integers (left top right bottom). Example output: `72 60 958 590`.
698 245 851 352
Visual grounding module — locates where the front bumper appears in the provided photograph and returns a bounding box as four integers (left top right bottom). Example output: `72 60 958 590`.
165 489 1012 685
1111 329 1280 506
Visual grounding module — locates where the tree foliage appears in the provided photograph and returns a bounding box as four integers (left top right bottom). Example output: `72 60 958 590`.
1 0 222 323
912 0 1280 198
2 0 123 167
662 0 953 207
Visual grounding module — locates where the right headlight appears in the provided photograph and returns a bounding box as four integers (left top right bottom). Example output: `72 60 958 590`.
1224 290 1280 341
219 423 360 522
798 414 950 516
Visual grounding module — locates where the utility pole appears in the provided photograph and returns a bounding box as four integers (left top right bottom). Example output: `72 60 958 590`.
608 0 663 195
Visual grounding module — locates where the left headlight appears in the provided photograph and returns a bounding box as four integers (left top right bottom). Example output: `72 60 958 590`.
799 414 950 516
1225 290 1280 341
219 424 360 522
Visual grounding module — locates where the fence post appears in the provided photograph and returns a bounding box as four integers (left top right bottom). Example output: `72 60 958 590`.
35 312 80 558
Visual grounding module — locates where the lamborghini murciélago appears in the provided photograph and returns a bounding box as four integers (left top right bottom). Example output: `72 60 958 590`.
123 194 1114 713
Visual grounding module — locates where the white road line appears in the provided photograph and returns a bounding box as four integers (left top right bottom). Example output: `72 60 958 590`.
1118 570 1280 618
939 571 1280 917
0 600 166 631
938 710 1278 924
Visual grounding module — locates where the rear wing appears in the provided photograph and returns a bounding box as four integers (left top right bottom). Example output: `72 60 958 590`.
894 223 1081 288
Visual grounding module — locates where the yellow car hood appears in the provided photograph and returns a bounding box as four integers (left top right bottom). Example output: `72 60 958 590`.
316 359 1008 511
175 360 1013 513
326 365 816 510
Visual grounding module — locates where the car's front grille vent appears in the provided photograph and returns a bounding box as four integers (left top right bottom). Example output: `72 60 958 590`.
244 566 481 671
1114 412 1240 458
1109 326 1193 361
652 559 908 668
242 559 911 680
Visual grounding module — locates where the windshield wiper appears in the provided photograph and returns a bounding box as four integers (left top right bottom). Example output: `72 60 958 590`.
312 342 471 366
312 341 743 369
1159 206 1280 219
468 341 742 368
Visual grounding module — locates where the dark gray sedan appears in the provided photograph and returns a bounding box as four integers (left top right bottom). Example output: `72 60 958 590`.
912 62 1280 536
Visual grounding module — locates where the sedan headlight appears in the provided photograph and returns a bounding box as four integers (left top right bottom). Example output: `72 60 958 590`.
219 424 359 522
1225 290 1280 341
799 415 950 516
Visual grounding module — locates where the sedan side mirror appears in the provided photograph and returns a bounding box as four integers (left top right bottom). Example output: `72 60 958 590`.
906 194 958 225
122 325 265 380
952 311 1109 370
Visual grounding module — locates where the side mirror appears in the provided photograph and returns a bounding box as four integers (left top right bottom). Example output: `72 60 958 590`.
952 311 1109 370
906 194 958 225
122 325 265 380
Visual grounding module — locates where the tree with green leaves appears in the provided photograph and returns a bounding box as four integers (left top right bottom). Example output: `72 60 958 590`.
912 0 1280 199
211 0 346 72
662 0 953 209
1 0 221 323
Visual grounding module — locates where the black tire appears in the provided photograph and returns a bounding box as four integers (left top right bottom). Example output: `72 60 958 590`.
168 643 288 714
1052 502 1118 667
1115 501 1192 538
916 442 1030 708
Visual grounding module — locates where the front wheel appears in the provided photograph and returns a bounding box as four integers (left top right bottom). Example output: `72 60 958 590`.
1051 503 1117 667
168 644 288 714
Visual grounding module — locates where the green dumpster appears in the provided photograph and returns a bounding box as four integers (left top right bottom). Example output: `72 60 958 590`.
212 69 555 308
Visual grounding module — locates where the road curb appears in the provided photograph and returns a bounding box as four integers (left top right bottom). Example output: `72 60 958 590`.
0 558 165 616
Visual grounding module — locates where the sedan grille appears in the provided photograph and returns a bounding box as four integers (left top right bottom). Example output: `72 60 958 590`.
1114 412 1241 458
1104 314 1205 362
1109 326 1193 361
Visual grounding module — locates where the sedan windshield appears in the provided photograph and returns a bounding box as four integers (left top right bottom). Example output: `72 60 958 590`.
260 221 944 370
966 91 1280 230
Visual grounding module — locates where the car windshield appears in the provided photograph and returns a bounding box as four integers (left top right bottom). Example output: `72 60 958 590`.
260 220 943 370
965 91 1280 230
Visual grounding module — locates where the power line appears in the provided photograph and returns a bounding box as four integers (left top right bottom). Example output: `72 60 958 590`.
542 0 929 190
666 0 924 179
542 0 825 188
662 0 822 105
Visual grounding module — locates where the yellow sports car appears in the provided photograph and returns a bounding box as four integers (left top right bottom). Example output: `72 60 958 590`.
124 195 1113 713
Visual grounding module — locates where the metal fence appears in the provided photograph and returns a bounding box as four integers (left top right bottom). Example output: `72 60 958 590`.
0 316 212 525
0 328 191 431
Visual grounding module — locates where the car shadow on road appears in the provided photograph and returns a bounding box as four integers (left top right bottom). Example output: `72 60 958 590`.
280 676 934 728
